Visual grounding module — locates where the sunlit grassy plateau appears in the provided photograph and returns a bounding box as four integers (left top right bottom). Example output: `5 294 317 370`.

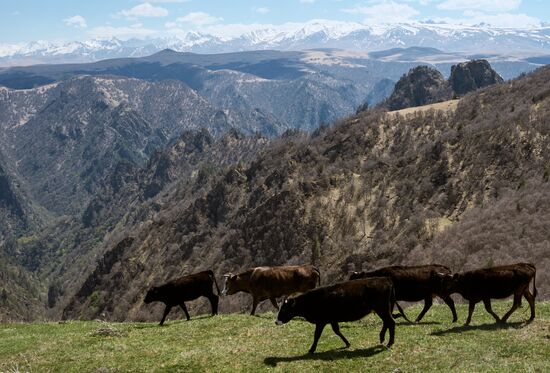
1 301 549 372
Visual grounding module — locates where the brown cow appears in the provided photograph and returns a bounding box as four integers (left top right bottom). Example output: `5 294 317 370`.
222 265 320 315
437 263 537 325
144 270 220 325
350 265 458 323
275 277 396 354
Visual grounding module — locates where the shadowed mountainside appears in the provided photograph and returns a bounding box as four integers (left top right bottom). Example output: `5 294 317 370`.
15 129 271 318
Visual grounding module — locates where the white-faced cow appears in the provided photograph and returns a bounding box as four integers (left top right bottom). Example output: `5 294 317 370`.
350 264 458 323
222 265 320 315
436 263 537 325
144 270 220 325
275 277 396 354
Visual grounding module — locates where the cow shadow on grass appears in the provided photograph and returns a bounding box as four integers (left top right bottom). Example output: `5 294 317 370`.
339 321 440 329
431 321 527 336
263 345 387 367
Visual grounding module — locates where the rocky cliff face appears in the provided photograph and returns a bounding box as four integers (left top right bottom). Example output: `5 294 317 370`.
449 60 505 96
385 66 451 111
385 60 504 111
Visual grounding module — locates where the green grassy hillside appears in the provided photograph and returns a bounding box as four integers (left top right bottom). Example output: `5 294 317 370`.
1 301 549 372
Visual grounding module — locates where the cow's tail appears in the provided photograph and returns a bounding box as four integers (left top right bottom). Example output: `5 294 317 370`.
313 266 321 286
208 270 221 296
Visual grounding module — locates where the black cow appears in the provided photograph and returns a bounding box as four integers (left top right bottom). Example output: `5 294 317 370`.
350 264 458 323
275 277 396 354
144 270 220 325
437 263 537 325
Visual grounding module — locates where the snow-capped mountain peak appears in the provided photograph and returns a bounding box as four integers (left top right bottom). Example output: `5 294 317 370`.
2 21 550 66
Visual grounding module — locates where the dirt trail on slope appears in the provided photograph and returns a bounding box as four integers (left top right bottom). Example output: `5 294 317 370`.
388 99 460 116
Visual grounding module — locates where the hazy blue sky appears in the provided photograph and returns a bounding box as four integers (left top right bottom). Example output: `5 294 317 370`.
1 1 549 42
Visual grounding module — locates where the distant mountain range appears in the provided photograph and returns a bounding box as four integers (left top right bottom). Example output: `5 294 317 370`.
0 47 544 134
1 21 550 66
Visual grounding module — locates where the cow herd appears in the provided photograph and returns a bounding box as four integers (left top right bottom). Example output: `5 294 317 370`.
144 262 537 354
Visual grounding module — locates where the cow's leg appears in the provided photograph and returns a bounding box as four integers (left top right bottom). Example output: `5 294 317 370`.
159 305 172 326
441 295 458 323
308 323 326 354
386 316 395 347
180 302 190 321
375 308 395 347
482 299 501 323
389 300 396 317
330 322 350 349
524 290 536 322
501 291 523 323
415 297 433 323
208 294 219 315
380 315 395 347
394 302 412 323
464 301 476 326
269 297 279 310
250 297 259 316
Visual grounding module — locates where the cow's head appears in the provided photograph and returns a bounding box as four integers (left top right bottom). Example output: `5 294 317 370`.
275 296 298 325
222 273 243 296
431 271 458 295
349 271 364 281
144 286 160 304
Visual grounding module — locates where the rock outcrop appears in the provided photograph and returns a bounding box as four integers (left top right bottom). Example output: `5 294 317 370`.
449 59 504 95
385 66 451 111
385 59 503 111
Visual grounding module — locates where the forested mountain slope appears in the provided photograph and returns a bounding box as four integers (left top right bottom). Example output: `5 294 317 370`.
0 76 282 217
63 66 550 321
21 129 270 318
0 75 278 320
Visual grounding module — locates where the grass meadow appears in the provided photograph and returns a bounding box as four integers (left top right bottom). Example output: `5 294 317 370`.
1 301 548 372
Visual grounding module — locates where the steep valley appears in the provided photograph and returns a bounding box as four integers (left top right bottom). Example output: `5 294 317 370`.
0 57 549 323
61 66 550 321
